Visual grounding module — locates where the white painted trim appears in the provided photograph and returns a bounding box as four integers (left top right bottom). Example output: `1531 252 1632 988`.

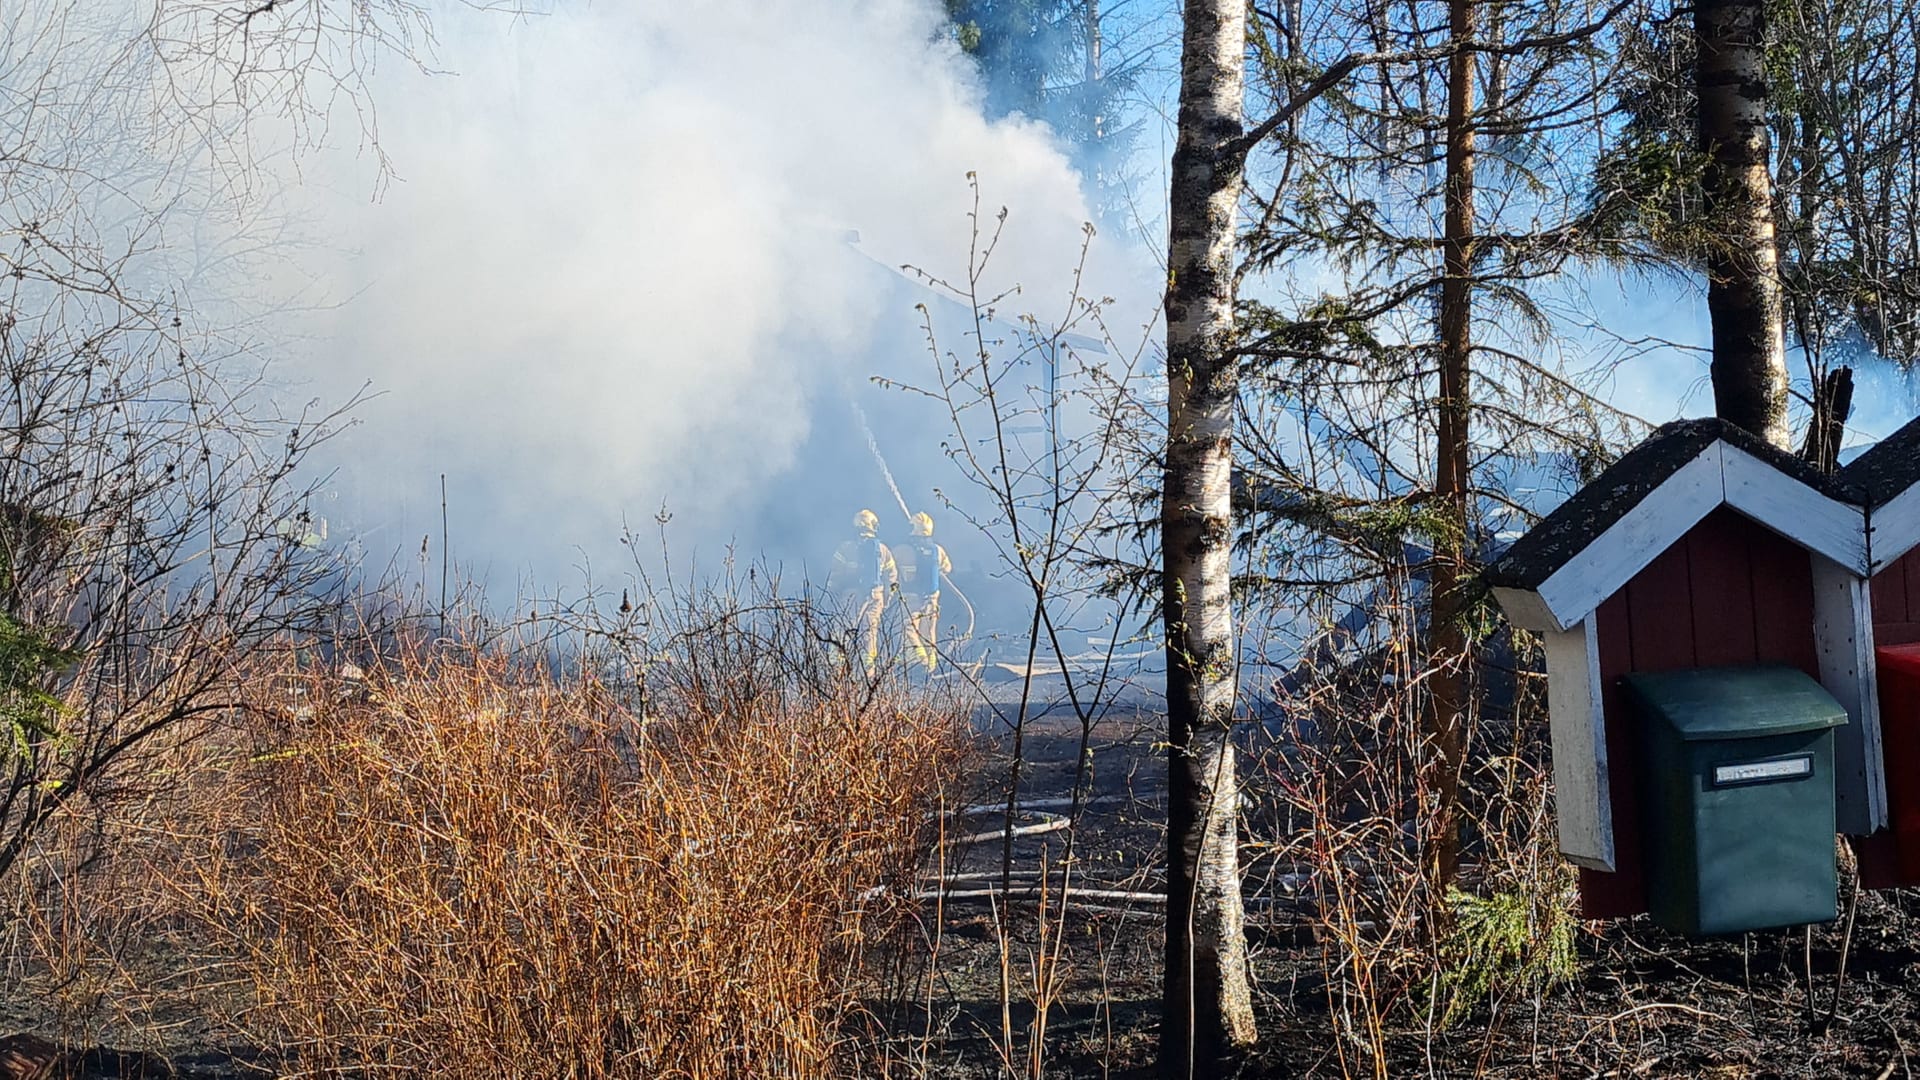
1724 445 1869 574
1541 619 1615 871
1490 586 1560 633
1512 439 1875 631
1870 482 1920 573
1532 444 1724 632
1811 555 1888 833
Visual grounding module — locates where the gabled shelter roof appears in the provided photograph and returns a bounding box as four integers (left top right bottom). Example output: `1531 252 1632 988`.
1488 418 1867 632
1842 414 1920 508
1844 414 1920 572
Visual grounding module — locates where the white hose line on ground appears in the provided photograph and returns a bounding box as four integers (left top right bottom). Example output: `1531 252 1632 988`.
944 807 1071 847
914 805 1163 910
958 794 1135 812
939 572 976 643
915 886 1166 905
683 803 1070 859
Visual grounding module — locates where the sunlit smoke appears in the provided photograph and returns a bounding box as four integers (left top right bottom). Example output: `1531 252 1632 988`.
265 0 1157 590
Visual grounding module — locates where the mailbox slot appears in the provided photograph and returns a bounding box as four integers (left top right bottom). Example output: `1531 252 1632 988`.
1710 755 1813 788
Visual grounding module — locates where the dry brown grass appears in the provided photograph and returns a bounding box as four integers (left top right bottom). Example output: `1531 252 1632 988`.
195 643 969 1079
0 577 977 1079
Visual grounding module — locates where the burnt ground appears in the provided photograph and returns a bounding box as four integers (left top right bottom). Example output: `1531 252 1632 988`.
10 663 1920 1078
906 667 1920 1079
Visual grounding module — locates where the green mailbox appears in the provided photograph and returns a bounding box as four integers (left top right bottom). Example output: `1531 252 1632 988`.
1624 666 1847 936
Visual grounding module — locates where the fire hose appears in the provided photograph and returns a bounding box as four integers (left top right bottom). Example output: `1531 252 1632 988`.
938 570 976 649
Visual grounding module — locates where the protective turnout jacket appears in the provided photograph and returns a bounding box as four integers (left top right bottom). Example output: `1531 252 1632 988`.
828 535 896 595
895 538 949 600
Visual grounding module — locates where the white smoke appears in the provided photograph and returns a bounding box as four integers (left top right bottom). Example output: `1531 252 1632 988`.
270 0 1156 585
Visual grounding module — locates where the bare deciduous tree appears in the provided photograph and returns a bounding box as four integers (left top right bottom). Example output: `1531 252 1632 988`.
0 0 431 892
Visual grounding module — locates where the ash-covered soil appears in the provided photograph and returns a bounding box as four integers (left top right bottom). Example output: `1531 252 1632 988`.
917 668 1920 1079
11 664 1920 1079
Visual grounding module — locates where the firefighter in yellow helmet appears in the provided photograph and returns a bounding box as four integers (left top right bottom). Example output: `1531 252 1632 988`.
826 508 896 672
893 511 951 672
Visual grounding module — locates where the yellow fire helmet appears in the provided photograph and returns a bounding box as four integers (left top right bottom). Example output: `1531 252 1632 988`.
853 508 880 534
910 511 935 537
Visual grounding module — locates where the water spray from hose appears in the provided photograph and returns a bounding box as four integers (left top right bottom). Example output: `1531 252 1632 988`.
849 400 912 524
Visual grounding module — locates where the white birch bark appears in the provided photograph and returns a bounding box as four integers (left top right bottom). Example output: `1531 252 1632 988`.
1161 0 1257 1071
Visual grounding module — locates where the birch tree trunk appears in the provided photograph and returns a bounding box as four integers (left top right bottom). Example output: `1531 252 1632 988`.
1162 0 1257 1072
1429 0 1477 890
1087 0 1104 143
1698 0 1791 447
1087 0 1102 87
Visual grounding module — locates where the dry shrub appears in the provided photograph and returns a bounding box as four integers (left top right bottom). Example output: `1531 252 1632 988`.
1253 590 1574 1077
0 668 284 1052
220 644 967 1079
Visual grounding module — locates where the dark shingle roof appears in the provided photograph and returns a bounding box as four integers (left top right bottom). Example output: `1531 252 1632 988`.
1485 418 1862 592
1842 414 1920 507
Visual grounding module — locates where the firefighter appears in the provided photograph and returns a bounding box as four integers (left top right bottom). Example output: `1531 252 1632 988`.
894 510 951 672
827 508 896 671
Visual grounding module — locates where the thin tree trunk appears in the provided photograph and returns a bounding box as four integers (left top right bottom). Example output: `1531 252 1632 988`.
1161 0 1257 1073
1698 0 1790 447
1087 0 1104 143
1801 367 1853 472
1087 0 1102 85
1429 0 1477 893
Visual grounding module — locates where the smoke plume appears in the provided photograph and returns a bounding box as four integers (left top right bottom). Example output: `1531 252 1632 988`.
273 0 1155 589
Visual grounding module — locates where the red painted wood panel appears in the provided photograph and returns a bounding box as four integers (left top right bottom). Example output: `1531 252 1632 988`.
1873 553 1909 624
1627 543 1696 672
1576 509 1820 919
1580 591 1642 919
1862 643 1920 889
1867 550 1920 889
1749 521 1820 676
1855 831 1902 890
1874 547 1920 640
1581 539 1693 919
1904 551 1920 627
1688 508 1758 668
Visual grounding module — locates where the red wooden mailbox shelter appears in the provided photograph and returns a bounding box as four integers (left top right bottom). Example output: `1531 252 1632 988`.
1841 416 1920 887
1487 419 1882 918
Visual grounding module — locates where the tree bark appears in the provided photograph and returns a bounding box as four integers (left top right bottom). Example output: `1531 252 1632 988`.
1698 0 1791 447
1429 0 1477 891
1161 0 1257 1073
1087 0 1102 85
1087 0 1104 142
1800 366 1854 473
